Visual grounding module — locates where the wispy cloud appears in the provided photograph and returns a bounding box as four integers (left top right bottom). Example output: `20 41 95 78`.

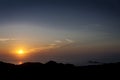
29 47 49 52
49 44 57 46
65 39 74 43
29 38 75 53
29 44 58 53
0 38 17 42
55 40 62 43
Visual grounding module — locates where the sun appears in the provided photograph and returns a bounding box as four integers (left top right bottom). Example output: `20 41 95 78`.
17 49 25 55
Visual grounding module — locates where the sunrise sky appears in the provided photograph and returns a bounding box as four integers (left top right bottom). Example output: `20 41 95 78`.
0 0 120 65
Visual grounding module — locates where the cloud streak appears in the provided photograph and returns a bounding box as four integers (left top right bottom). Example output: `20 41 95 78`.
29 38 75 53
0 38 17 42
65 39 74 43
55 40 62 43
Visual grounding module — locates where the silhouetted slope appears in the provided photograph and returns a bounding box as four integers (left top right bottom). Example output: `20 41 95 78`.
0 61 120 79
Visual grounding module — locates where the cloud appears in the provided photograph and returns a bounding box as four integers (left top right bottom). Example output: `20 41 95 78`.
49 44 57 46
29 44 59 53
65 39 74 43
29 45 58 53
0 38 17 42
29 47 48 52
29 38 75 53
48 44 59 48
55 40 62 43
54 39 74 48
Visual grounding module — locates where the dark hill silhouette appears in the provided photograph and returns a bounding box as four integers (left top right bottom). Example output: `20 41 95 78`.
0 61 120 79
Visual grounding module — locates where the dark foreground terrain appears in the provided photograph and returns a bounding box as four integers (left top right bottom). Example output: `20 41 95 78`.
0 61 120 79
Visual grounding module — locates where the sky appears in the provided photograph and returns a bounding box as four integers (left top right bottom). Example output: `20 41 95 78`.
0 0 120 65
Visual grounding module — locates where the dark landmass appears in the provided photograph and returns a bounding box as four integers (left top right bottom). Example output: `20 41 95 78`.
0 61 120 79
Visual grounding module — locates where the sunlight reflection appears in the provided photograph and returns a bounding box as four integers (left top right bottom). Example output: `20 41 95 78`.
18 61 23 65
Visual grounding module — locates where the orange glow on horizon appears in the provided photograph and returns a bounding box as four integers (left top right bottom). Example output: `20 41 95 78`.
18 61 23 65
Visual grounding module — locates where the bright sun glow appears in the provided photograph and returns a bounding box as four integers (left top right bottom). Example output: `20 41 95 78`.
17 49 25 55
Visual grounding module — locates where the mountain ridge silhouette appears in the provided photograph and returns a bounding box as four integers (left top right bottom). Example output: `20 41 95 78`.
0 61 120 79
